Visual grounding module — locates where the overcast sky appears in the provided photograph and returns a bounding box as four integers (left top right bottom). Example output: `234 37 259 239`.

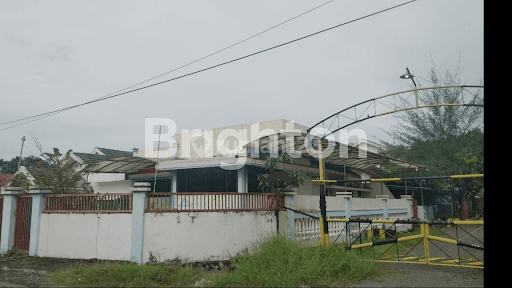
0 0 483 161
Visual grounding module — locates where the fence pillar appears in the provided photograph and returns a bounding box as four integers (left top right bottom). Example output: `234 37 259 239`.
337 192 352 243
284 192 296 241
28 186 51 256
237 166 247 193
401 195 412 220
171 171 178 209
237 167 247 209
0 187 23 254
130 182 151 265
377 195 389 219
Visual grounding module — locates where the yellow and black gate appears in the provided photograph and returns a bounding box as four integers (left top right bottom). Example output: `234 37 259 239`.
324 218 483 269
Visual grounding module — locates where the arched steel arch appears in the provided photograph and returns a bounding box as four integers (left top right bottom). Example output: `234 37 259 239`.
306 85 484 145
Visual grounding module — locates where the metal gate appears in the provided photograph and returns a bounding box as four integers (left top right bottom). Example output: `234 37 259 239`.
13 195 32 252
337 218 484 269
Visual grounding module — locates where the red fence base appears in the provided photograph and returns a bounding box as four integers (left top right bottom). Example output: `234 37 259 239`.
13 195 32 252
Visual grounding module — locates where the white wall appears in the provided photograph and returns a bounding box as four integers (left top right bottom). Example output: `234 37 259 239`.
37 213 131 261
143 211 275 263
388 199 407 210
351 198 383 210
292 195 405 212
91 180 133 194
87 173 126 182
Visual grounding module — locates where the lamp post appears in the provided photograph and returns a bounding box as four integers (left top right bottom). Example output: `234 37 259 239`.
400 67 419 107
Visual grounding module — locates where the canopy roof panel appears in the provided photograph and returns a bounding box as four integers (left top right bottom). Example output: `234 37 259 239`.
81 155 156 173
248 132 425 171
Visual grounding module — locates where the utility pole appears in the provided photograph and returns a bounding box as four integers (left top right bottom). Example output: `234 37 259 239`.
17 136 26 173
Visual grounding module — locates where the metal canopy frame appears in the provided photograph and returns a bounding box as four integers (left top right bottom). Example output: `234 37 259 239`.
306 85 484 141
247 132 424 172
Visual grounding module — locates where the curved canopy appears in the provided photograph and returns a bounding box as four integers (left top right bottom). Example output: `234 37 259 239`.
246 132 425 171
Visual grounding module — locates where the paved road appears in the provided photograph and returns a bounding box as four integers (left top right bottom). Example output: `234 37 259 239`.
0 281 26 287
414 225 484 264
348 262 484 287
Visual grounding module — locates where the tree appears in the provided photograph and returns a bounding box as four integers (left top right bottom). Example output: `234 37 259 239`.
257 152 306 234
29 147 94 194
8 134 94 194
383 126 483 219
380 61 484 219
381 60 484 146
257 152 305 194
0 155 47 174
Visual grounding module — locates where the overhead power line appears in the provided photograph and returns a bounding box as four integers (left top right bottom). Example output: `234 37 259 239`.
0 0 336 129
0 0 418 132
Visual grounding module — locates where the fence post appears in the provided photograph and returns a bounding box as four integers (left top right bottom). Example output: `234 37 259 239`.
284 192 296 241
377 195 389 219
401 195 412 220
237 167 247 209
171 171 177 209
0 187 23 254
130 182 151 265
28 186 51 256
337 192 352 243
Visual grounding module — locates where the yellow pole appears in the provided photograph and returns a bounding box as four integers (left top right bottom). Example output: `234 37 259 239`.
318 140 324 182
421 223 431 264
318 140 329 248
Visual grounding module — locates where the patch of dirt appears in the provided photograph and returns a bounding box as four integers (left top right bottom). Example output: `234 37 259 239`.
0 254 236 287
0 254 132 287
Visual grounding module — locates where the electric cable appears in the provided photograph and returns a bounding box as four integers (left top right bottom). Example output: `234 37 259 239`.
0 0 418 132
0 0 336 129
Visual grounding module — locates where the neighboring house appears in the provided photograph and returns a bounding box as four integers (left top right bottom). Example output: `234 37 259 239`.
0 173 14 194
79 119 422 199
64 147 155 194
2 166 37 192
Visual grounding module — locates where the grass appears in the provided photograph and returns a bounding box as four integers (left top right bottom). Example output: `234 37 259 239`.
48 262 214 287
2 248 29 258
47 234 379 287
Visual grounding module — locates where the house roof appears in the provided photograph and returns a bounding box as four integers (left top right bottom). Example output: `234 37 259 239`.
73 152 110 167
3 166 37 188
0 174 14 188
93 147 134 158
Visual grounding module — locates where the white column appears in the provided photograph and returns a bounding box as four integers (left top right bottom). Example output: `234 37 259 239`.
237 166 247 193
130 182 151 265
28 186 51 256
171 171 177 209
401 195 412 220
337 192 352 244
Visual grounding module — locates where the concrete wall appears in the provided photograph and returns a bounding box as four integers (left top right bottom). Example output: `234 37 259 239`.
87 173 126 182
388 199 407 210
142 211 275 263
91 180 133 194
37 213 131 260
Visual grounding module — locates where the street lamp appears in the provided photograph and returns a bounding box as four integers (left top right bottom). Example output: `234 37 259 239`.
400 67 419 107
